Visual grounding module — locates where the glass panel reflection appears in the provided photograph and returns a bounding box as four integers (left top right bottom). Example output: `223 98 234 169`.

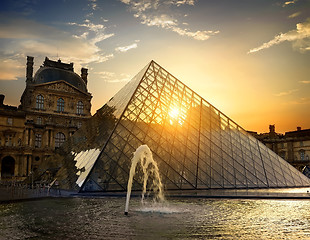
40 60 310 192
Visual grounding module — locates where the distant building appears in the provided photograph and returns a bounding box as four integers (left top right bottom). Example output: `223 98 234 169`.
249 125 310 171
0 56 92 180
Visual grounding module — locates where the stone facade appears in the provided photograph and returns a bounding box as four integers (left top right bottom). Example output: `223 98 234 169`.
0 56 92 180
249 125 310 171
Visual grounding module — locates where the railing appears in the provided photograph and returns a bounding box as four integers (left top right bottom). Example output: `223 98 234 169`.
0 180 61 202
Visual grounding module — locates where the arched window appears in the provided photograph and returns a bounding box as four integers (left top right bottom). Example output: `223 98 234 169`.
55 132 65 148
77 101 84 114
36 94 44 109
35 134 42 148
57 98 65 112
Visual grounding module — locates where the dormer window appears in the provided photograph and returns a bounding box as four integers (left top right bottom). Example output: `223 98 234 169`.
36 94 44 109
57 98 65 112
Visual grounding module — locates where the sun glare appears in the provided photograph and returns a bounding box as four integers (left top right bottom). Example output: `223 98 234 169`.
168 107 185 125
169 107 180 119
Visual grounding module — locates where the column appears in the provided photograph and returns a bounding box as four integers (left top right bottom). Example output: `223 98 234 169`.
27 155 32 176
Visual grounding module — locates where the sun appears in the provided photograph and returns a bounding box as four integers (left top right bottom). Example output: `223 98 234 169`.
168 107 180 119
168 107 184 125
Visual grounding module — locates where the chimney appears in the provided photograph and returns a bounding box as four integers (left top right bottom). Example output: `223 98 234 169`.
0 94 4 106
26 56 34 83
269 124 276 138
297 126 301 131
81 68 88 86
269 124 275 133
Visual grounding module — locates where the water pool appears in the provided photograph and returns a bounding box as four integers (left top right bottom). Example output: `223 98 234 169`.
1 197 310 239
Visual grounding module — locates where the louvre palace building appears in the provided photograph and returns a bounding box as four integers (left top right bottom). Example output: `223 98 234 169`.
249 125 310 171
0 56 92 180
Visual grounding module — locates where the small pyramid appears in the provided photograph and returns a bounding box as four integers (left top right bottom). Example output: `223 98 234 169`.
76 60 310 192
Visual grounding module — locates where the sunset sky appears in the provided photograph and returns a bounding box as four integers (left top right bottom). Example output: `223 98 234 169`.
0 0 310 133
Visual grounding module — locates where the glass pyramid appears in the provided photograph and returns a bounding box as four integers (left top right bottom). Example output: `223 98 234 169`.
77 60 310 192
45 60 309 192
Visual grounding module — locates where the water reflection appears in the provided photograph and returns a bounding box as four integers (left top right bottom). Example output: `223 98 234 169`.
1 198 310 239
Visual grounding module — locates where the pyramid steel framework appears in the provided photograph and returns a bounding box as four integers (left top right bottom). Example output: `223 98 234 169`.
76 60 310 192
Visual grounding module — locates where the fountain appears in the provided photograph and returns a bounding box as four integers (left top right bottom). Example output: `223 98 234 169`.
124 145 165 215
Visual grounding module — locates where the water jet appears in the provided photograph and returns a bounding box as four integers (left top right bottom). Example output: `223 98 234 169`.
124 145 164 215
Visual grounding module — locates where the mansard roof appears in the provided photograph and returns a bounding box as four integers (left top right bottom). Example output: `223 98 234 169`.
33 57 87 92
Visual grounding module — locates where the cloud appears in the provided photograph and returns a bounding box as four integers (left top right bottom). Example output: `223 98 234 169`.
0 56 25 80
120 0 219 41
115 43 138 52
288 12 301 19
299 80 310 84
172 27 219 40
165 0 195 6
287 97 310 105
94 71 115 79
108 73 132 83
69 19 104 32
139 14 177 28
0 16 115 80
94 71 131 83
274 89 298 97
248 18 310 53
68 19 115 44
282 0 298 7
9 0 37 16
88 0 98 10
121 0 131 4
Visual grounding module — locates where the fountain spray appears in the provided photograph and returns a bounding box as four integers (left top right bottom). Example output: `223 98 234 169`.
125 145 164 215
